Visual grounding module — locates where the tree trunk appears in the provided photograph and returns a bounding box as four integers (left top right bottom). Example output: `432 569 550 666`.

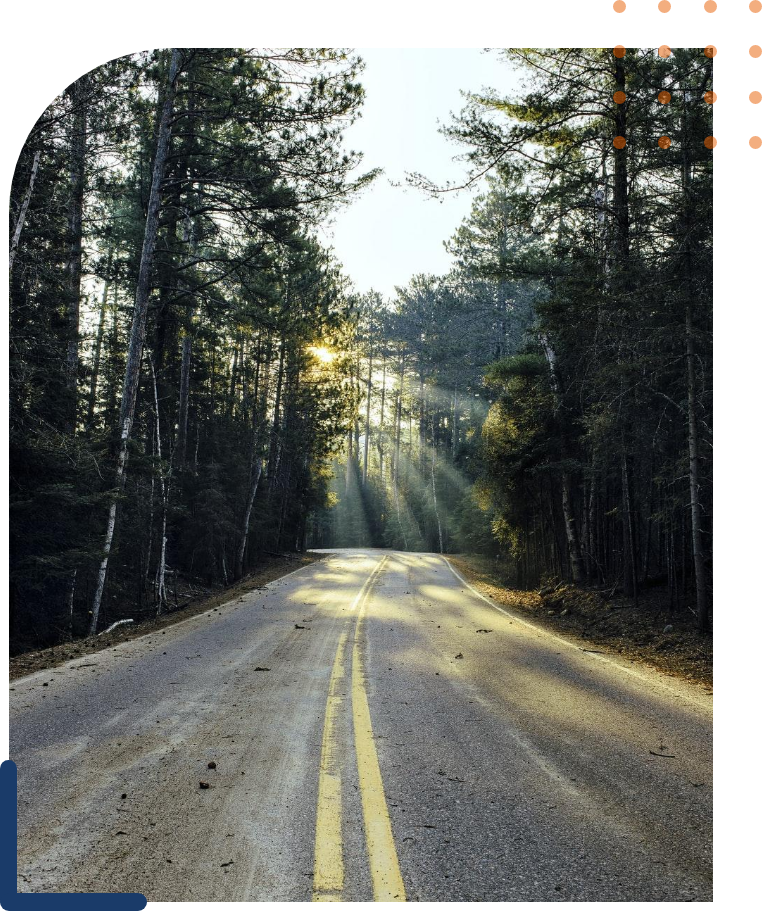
236 347 266 578
236 454 263 578
67 570 77 639
377 355 386 483
431 435 443 554
613 54 630 259
65 77 88 432
418 372 426 474
561 473 585 583
229 336 240 413
9 149 41 278
451 392 459 457
353 355 361 462
149 358 169 613
363 346 373 486
686 302 709 631
394 352 405 482
267 338 286 484
86 246 113 428
541 335 586 583
621 447 639 607
176 332 192 467
680 76 710 633
90 49 182 636
345 428 354 494
145 429 155 592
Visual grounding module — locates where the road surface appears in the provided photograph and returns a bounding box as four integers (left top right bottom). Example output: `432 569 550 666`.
10 549 712 901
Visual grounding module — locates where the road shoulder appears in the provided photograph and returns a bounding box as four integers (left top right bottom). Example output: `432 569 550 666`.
9 552 328 681
447 554 712 690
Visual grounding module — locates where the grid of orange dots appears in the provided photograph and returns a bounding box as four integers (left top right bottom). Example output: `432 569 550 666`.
611 1 762 150
613 6 762 142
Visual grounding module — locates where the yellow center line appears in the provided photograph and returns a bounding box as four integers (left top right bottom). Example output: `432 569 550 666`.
352 556 406 902
313 556 400 902
312 630 349 902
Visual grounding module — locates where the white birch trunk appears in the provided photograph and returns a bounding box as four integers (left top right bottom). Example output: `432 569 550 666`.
87 248 113 427
236 456 263 578
89 49 182 636
9 150 41 278
541 334 585 583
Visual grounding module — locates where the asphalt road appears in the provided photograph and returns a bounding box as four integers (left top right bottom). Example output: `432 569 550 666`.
10 549 712 901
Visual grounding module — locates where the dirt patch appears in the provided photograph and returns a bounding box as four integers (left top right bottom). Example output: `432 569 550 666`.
448 555 712 688
9 552 326 681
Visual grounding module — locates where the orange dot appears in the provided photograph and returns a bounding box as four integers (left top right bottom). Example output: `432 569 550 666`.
751 1 761 11
658 90 671 104
659 45 672 58
704 0 717 10
613 135 626 149
751 136 762 149
613 91 626 104
751 91 762 103
613 0 626 9
658 135 671 149
658 0 671 10
704 91 717 103
705 45 718 58
751 45 762 58
614 46 626 59
704 136 717 149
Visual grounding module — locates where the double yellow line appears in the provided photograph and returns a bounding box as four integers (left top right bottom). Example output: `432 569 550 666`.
313 556 406 902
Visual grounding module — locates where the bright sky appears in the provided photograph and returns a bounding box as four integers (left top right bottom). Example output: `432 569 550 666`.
324 48 521 298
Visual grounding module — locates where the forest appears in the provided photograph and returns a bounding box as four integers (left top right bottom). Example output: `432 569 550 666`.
9 47 712 654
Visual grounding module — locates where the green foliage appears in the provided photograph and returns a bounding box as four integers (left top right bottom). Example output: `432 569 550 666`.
9 48 373 649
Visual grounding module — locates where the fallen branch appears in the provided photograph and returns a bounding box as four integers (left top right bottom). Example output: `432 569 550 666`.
97 619 134 636
649 750 676 758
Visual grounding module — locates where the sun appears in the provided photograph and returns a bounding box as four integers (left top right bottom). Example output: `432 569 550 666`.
306 345 336 364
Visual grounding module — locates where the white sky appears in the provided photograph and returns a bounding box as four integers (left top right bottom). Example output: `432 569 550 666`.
324 48 521 298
